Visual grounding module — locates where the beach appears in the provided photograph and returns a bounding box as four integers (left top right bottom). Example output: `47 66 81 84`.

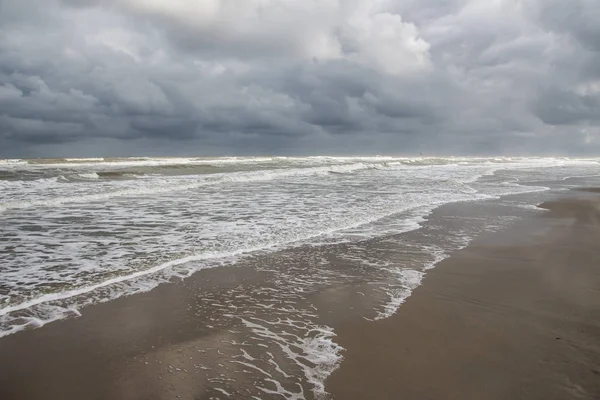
0 190 598 399
327 192 600 400
1 157 600 399
3 0 600 395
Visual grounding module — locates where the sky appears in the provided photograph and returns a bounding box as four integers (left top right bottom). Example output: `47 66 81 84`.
0 0 599 157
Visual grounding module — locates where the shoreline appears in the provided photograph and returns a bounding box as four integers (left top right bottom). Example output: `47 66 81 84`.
326 190 600 399
0 189 598 399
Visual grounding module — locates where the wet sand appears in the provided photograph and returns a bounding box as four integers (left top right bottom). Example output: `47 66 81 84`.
327 192 600 400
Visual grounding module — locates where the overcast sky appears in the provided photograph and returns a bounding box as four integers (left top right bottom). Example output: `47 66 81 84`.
0 0 599 157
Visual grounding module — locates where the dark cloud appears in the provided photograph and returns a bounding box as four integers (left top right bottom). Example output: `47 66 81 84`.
0 0 599 157
534 87 600 126
534 0 600 52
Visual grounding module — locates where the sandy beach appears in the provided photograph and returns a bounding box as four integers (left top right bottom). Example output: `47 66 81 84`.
327 192 600 400
3 0 600 395
0 189 599 399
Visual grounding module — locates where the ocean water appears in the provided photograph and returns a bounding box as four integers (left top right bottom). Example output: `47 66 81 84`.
1 156 599 398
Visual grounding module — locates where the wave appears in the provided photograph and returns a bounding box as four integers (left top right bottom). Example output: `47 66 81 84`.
76 173 100 179
2 158 596 210
63 158 106 162
0 171 17 180
11 157 279 169
0 162 396 211
0 159 28 166
149 163 220 170
96 171 133 178
0 176 60 189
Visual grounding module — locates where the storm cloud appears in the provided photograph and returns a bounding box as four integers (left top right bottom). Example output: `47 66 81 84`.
0 0 599 157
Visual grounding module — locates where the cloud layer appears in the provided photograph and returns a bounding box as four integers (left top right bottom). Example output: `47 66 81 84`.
0 0 599 157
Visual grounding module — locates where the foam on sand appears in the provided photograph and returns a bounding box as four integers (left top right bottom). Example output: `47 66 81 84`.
375 269 424 320
241 318 343 399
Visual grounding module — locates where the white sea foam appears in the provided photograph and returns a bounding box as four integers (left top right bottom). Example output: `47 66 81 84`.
561 173 600 181
213 388 232 397
375 269 424 320
77 173 100 179
241 318 343 399
0 159 27 165
63 158 105 162
423 245 451 270
1 156 581 212
0 162 395 211
517 204 546 212
2 155 593 171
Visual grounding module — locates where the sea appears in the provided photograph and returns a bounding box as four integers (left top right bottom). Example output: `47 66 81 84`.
1 156 599 399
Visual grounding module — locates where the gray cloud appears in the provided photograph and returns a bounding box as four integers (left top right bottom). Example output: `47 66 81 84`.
0 0 599 157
